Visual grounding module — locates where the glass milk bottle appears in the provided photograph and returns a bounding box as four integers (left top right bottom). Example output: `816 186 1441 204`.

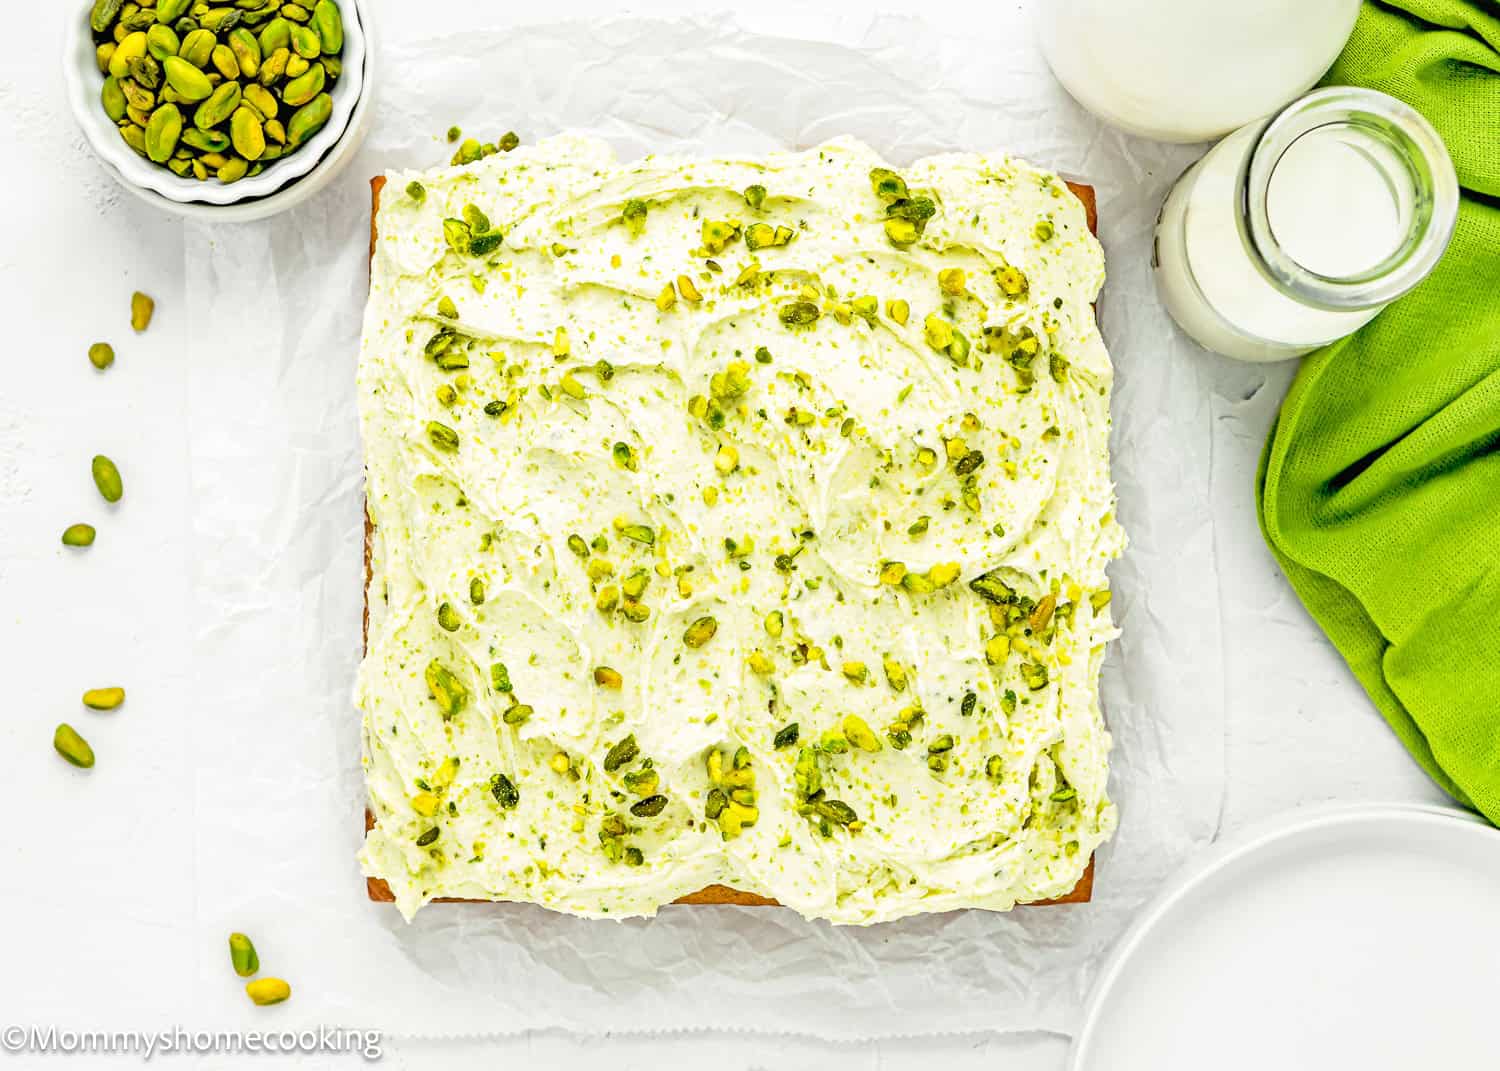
1038 0 1360 143
1153 87 1459 363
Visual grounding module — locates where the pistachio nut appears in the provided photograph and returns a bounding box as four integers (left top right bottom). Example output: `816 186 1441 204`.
180 127 229 152
108 31 147 78
284 53 309 79
145 24 180 61
90 0 124 34
193 79 240 129
200 7 244 34
144 103 182 162
118 123 148 156
288 23 320 58
245 978 291 1006
177 28 214 68
259 17 291 54
129 291 152 331
228 933 259 978
682 615 718 649
162 55 213 102
242 82 277 119
285 92 330 147
157 0 193 23
257 46 289 84
128 61 166 96
490 773 520 809
91 455 124 503
88 342 116 370
603 733 639 773
631 794 668 818
424 660 469 718
209 43 238 81
82 686 126 711
54 723 96 768
281 62 324 106
228 28 262 77
61 522 96 548
230 106 265 160
312 1 343 53
102 77 128 122
97 42 117 74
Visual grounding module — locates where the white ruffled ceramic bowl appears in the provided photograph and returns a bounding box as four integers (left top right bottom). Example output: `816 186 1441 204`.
62 0 374 222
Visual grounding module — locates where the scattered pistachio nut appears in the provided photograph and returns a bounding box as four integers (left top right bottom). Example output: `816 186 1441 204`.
228 933 259 977
62 523 96 548
54 723 95 768
82 687 126 711
130 291 154 332
245 978 291 1006
91 455 124 503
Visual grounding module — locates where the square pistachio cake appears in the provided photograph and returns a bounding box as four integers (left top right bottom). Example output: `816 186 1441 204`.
357 135 1123 923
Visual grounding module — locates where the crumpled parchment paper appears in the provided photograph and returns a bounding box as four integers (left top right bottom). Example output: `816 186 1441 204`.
178 11 1224 1041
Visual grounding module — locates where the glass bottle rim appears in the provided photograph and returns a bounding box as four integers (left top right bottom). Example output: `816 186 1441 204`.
1235 86 1459 312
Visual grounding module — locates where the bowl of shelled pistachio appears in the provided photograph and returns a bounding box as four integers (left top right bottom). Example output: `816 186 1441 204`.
63 0 373 221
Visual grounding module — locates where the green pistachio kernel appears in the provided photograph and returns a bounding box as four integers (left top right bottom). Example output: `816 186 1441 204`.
90 455 123 502
995 265 1029 297
884 217 919 246
778 301 820 327
436 602 461 632
623 767 659 795
630 794 668 818
869 167 908 201
682 616 718 649
622 198 648 236
468 577 485 605
62 524 97 548
603 733 639 773
229 933 260 978
842 715 882 753
593 666 623 689
969 569 1017 605
744 184 767 210
423 660 468 717
426 421 459 451
245 978 292 1006
82 687 126 711
620 524 654 546
773 723 799 749
490 662 513 693
501 701 533 726
814 799 858 826
54 723 95 768
130 291 155 332
490 773 520 809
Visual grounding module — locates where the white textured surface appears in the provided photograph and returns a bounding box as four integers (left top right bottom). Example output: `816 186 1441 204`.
0 0 1446 1068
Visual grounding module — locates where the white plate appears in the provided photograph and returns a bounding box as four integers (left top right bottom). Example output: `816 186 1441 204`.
1071 804 1500 1070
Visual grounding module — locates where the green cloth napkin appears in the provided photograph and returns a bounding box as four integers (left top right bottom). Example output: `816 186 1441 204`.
1257 0 1500 824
